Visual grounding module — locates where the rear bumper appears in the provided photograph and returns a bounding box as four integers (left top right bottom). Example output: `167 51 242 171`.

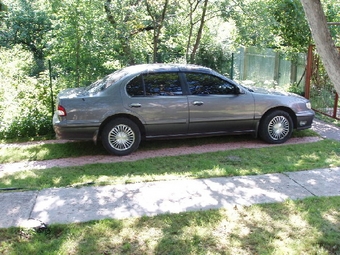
53 114 99 141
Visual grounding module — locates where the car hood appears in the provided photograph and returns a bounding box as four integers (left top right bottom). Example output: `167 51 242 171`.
58 87 86 98
250 87 304 99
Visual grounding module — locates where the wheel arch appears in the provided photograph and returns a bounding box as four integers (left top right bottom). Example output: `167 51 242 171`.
97 114 146 142
259 106 297 130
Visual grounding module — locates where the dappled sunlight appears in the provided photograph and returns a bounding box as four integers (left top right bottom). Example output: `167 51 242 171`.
300 152 321 163
238 167 262 175
1 197 339 254
96 175 112 182
57 228 86 255
16 170 38 180
195 165 226 178
209 201 324 254
322 209 340 228
2 178 12 186
30 147 51 160
325 152 340 167
52 176 62 185
76 218 167 254
69 175 96 187
1 140 339 191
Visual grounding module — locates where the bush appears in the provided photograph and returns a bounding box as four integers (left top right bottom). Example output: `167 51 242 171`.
288 82 305 96
0 46 54 140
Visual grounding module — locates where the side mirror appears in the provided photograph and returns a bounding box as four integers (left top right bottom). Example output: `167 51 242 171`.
235 86 245 94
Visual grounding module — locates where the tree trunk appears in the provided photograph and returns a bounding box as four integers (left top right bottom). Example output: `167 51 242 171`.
145 0 169 63
190 0 208 63
300 0 340 95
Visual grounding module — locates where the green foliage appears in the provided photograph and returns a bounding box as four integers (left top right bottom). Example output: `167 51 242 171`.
49 0 116 87
324 0 340 45
288 82 305 96
227 0 311 55
2 0 52 74
224 0 340 56
0 0 339 140
196 42 231 75
268 0 311 52
0 45 53 139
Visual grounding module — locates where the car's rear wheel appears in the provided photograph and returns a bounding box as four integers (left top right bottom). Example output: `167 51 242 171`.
102 118 141 156
259 110 293 144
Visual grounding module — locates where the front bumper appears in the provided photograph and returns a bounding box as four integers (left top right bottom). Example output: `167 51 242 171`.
296 110 315 130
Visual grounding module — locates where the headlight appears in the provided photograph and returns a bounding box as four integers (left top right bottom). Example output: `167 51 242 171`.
306 102 312 109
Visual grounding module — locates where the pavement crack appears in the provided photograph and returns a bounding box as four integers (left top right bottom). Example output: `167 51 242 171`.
282 172 317 197
28 191 40 220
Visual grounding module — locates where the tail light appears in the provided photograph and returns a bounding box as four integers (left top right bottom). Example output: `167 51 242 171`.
57 105 67 116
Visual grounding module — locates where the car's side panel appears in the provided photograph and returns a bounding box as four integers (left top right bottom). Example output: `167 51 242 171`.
182 72 257 133
123 96 189 136
121 71 190 136
188 93 257 133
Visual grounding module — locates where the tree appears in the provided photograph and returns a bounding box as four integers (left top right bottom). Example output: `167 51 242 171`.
300 0 340 95
2 0 52 74
51 0 115 86
187 0 208 63
145 0 170 63
225 0 311 55
104 0 145 65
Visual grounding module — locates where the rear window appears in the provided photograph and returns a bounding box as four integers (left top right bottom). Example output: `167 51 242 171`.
86 69 128 93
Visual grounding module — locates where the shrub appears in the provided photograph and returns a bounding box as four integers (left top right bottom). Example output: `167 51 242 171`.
0 46 54 140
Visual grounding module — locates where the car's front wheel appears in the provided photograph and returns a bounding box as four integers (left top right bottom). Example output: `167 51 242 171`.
102 118 141 156
259 110 293 144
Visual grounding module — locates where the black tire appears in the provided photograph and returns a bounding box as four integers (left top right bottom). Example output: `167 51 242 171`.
102 118 141 156
259 110 293 144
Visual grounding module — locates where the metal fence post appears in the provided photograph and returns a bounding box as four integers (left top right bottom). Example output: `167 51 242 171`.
48 60 54 119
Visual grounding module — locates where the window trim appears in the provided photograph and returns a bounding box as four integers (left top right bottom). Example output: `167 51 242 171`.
126 71 184 97
183 72 238 96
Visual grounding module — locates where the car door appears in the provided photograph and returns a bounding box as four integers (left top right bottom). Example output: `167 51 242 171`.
185 72 256 134
124 72 189 137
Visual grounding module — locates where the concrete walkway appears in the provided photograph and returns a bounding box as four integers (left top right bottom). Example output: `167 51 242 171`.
0 118 339 228
1 167 340 228
312 118 340 140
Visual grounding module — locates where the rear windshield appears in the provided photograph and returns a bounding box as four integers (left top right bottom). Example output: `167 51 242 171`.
85 69 128 93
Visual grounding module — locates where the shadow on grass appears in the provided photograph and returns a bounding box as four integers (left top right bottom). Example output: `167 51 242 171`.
1 139 339 190
0 141 108 164
1 129 318 164
1 196 339 254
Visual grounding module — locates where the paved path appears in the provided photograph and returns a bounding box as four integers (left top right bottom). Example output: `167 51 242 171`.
1 167 340 228
0 118 339 228
312 118 340 140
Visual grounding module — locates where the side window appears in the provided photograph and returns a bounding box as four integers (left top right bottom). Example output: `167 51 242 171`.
144 73 182 96
186 73 236 95
126 75 144 97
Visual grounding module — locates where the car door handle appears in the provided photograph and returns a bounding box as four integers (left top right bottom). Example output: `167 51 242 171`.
193 101 204 106
129 103 141 108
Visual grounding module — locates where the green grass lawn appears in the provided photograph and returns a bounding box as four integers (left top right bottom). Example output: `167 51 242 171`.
0 139 339 190
0 130 339 254
1 196 339 254
0 129 317 164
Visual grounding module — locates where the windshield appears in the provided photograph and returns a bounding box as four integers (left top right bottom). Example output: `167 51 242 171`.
85 69 128 93
239 84 255 92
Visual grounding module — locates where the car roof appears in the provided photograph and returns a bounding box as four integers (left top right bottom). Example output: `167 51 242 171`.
121 63 213 75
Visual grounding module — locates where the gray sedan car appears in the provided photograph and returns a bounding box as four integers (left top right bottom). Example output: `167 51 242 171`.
53 64 314 156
